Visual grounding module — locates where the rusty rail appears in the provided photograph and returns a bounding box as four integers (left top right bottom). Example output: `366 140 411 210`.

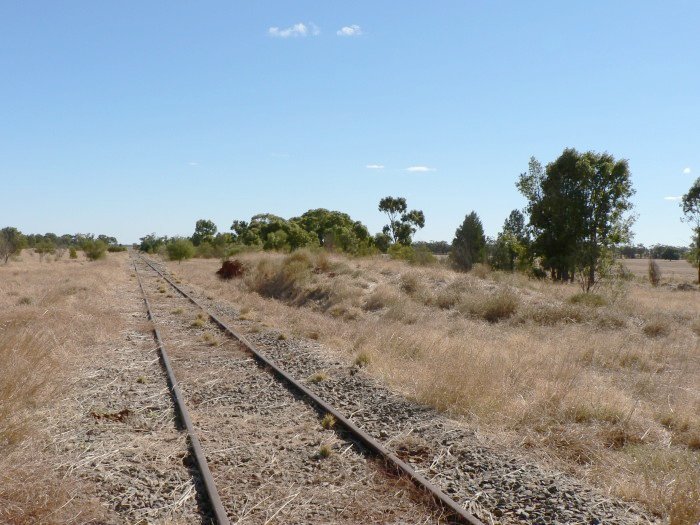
138 254 485 525
132 257 231 525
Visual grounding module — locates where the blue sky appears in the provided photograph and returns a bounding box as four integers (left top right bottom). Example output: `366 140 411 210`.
1 1 698 245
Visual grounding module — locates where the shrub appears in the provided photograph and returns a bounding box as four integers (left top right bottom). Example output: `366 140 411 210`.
568 292 607 307
166 238 195 263
471 263 491 279
195 241 215 258
648 259 661 287
411 245 436 266
68 247 77 259
217 260 245 279
34 240 55 262
107 245 126 252
461 290 519 323
247 255 312 300
387 244 414 261
82 240 107 261
362 285 398 311
643 317 671 338
399 273 421 295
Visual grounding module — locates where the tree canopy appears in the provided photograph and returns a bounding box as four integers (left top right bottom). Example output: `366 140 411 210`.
518 149 634 289
451 212 485 271
378 196 425 245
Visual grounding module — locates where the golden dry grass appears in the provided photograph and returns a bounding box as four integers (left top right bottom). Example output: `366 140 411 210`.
0 249 128 523
168 251 700 523
620 258 698 282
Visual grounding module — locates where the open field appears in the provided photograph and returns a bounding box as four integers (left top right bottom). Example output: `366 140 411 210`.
620 258 698 282
166 251 700 524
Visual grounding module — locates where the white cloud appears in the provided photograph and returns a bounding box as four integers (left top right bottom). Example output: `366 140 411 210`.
405 166 436 172
683 167 691 174
268 22 319 38
337 25 362 37
365 164 384 169
188 162 198 166
664 196 682 201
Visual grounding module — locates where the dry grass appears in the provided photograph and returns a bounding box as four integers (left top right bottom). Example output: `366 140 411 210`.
167 251 699 522
0 250 128 523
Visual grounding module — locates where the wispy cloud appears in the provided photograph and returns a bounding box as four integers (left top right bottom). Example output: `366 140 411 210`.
337 25 362 37
664 196 682 201
365 164 384 169
405 166 436 172
683 167 691 174
188 162 198 166
268 22 319 38
270 152 290 158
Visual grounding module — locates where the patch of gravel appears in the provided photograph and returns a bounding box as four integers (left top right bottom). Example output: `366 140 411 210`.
51 261 205 523
139 258 446 524
149 258 658 525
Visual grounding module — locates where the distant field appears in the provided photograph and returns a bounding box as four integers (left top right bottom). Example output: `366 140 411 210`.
620 258 697 281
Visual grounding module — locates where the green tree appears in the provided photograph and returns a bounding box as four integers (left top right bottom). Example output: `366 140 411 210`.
681 177 700 283
518 149 634 290
139 233 168 253
291 209 371 254
34 239 56 262
191 219 218 246
230 214 318 251
378 196 425 245
0 227 27 264
82 239 107 261
451 212 486 271
491 210 530 271
166 238 195 263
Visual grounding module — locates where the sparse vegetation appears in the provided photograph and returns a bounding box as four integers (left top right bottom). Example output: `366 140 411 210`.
169 250 699 520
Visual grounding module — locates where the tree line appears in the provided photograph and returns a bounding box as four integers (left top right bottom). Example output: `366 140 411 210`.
0 228 124 263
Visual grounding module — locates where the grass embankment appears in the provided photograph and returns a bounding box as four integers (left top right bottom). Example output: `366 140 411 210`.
171 250 699 524
0 250 126 523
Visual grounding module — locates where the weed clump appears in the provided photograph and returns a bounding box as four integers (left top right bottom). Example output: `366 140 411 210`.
354 351 371 367
321 414 336 430
317 444 332 458
308 372 328 383
643 317 671 338
460 289 519 323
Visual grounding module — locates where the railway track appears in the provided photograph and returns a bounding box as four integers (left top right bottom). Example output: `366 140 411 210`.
132 252 484 525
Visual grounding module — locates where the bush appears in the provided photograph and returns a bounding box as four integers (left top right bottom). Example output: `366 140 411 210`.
34 240 55 262
107 245 127 252
166 238 195 263
217 260 245 279
568 292 607 307
387 244 414 261
411 245 436 266
459 289 519 323
247 255 312 300
648 259 661 287
82 240 107 261
68 247 77 259
643 317 671 338
195 241 215 258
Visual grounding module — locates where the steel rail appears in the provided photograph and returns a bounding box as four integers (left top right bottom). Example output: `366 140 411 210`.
139 254 485 525
132 257 231 525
